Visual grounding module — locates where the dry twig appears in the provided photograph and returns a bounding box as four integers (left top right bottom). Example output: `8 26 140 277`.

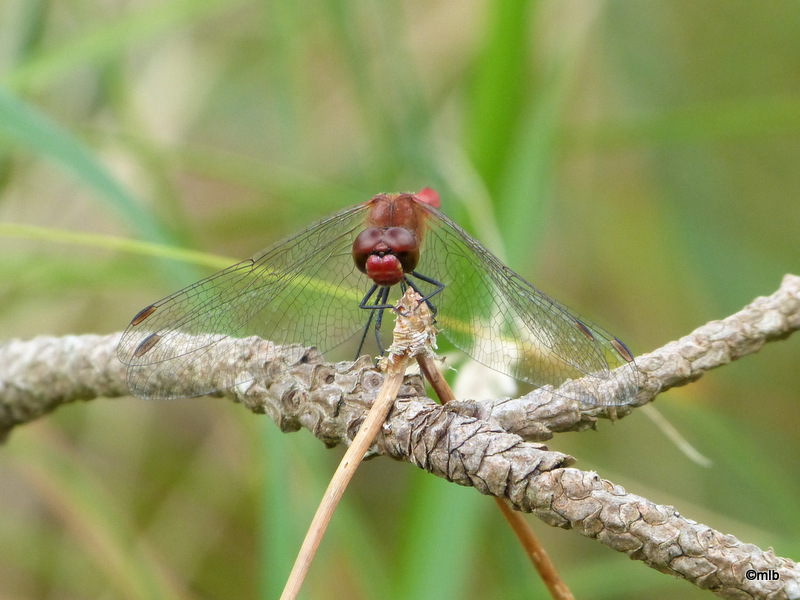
281 288 437 599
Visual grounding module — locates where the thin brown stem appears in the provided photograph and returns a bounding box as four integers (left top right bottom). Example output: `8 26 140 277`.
415 353 573 600
281 288 433 599
280 365 407 600
415 354 456 403
493 497 575 600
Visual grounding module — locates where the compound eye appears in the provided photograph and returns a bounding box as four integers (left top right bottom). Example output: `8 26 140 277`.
383 227 420 272
352 228 383 273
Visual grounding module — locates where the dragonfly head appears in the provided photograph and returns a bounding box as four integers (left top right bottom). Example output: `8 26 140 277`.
352 226 420 286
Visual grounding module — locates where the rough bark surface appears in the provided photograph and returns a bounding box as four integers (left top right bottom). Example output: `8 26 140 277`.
1 274 799 599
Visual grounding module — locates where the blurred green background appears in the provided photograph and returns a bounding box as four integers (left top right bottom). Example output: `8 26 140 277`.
1 1 799 598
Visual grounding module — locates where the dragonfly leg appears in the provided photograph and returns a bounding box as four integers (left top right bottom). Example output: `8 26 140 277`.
356 284 393 357
355 307 377 358
407 271 445 318
359 284 394 310
354 285 380 358
372 286 391 354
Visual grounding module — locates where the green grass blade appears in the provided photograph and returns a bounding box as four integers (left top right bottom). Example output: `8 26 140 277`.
0 87 173 244
0 222 232 270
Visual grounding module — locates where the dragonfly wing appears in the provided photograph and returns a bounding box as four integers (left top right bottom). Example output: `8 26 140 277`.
118 202 375 399
415 203 638 406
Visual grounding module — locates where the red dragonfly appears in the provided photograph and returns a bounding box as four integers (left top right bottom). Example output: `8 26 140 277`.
118 188 638 405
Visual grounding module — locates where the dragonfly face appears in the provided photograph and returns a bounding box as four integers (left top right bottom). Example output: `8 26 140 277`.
352 225 420 286
118 188 638 405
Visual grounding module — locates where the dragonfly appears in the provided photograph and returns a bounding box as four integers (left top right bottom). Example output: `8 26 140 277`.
118 188 638 405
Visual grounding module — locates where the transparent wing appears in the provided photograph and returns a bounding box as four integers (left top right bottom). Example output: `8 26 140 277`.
119 194 638 405
413 202 639 406
118 202 375 399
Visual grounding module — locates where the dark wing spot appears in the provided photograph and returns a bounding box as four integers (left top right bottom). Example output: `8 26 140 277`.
610 337 635 363
574 319 595 341
131 304 157 326
133 333 162 358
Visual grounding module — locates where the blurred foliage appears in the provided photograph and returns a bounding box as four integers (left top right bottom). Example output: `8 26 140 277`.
1 1 799 598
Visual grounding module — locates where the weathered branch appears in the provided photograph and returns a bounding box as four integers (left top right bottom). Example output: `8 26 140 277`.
1 274 799 599
469 272 800 441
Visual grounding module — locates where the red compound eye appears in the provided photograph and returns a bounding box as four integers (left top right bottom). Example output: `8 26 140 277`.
382 227 420 273
352 228 383 273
